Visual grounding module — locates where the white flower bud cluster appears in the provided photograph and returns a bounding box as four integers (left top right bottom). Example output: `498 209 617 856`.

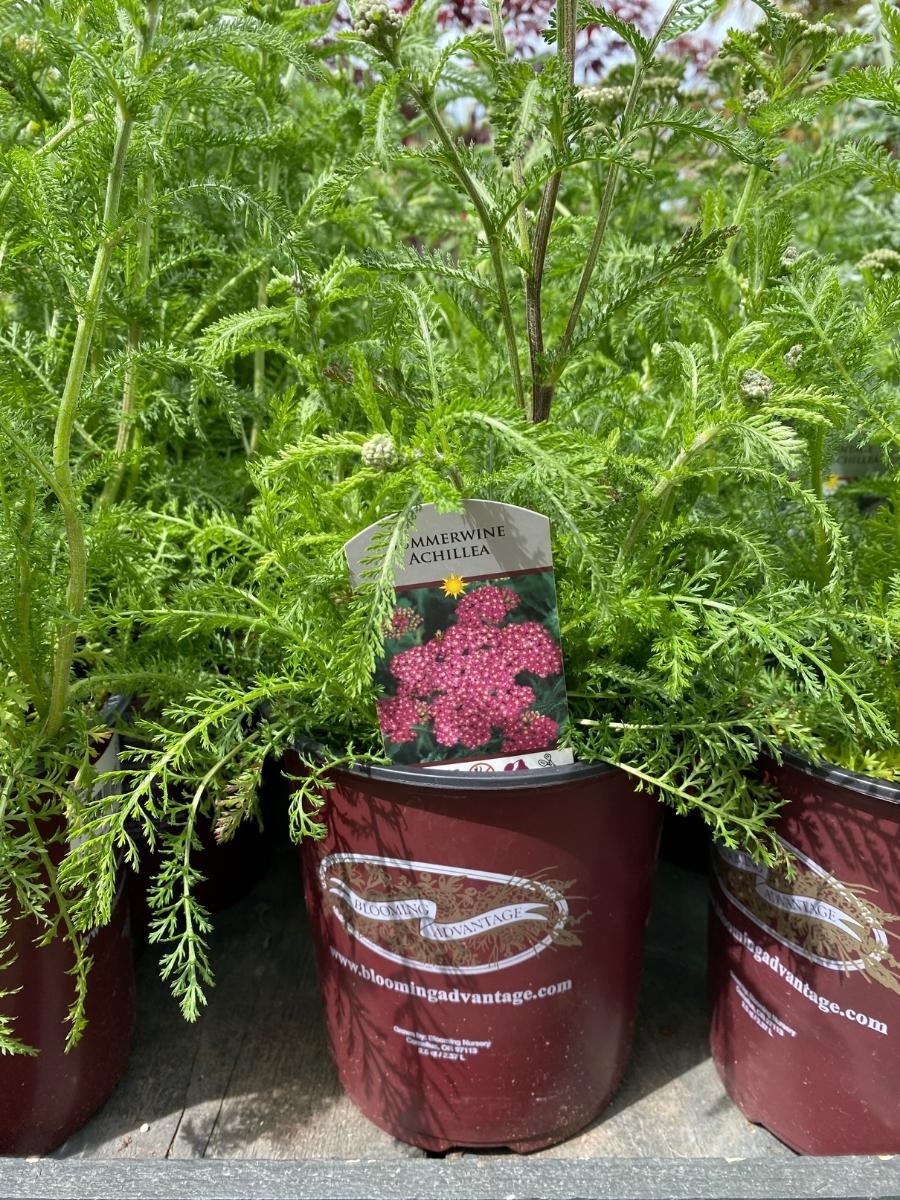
740 369 774 401
857 248 900 278
784 344 804 370
15 34 35 54
743 12 833 52
743 87 768 114
780 245 801 269
780 12 832 37
803 19 832 35
354 0 403 42
645 75 682 92
580 85 629 107
361 433 399 470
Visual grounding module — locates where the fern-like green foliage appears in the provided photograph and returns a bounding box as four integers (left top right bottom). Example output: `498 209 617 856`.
2 0 898 1033
0 0 368 1049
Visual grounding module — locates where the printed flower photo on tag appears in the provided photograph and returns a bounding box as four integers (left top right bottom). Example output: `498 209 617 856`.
376 573 567 766
344 500 571 768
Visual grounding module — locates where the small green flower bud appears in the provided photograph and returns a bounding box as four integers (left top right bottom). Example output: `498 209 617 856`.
740 369 774 402
784 344 804 370
743 87 768 114
361 433 399 470
780 246 801 269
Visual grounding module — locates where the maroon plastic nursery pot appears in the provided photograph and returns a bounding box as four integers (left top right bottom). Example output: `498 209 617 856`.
709 751 900 1155
290 750 663 1153
0 831 134 1155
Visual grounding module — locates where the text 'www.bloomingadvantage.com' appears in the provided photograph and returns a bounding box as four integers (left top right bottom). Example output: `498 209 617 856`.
329 946 572 1006
712 896 889 1036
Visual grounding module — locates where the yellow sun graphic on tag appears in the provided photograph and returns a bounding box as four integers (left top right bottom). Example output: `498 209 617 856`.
441 574 468 598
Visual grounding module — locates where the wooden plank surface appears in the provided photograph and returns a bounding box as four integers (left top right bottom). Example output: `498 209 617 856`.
58 850 420 1161
6 1155 900 1200
57 850 788 1161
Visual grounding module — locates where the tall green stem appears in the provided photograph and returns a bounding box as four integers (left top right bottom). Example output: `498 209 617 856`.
733 164 762 229
526 0 576 423
725 162 763 266
96 3 161 511
534 0 682 418
414 88 525 410
42 103 137 737
250 157 280 455
485 0 530 260
557 42 649 363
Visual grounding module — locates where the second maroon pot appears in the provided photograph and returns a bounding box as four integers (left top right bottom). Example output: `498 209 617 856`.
709 751 900 1155
0 723 135 1155
291 752 662 1153
0 852 134 1153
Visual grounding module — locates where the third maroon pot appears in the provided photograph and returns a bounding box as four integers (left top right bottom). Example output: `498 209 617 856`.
289 750 662 1153
0 860 134 1156
709 750 900 1155
0 721 135 1155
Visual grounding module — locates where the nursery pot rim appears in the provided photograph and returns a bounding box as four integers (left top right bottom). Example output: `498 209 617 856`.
292 739 616 792
768 746 900 807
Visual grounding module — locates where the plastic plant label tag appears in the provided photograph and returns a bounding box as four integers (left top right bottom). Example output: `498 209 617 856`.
69 732 121 853
424 748 575 774
344 500 570 769
823 443 891 494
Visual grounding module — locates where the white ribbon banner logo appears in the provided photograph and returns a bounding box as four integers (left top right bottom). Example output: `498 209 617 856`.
328 877 548 942
718 846 864 942
321 852 570 976
715 839 890 973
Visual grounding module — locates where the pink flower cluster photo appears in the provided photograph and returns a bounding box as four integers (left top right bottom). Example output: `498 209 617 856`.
377 579 566 763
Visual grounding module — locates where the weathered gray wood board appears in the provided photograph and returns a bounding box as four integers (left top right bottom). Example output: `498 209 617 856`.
6 853 897 1198
3 1155 900 1200
56 854 790 1162
59 851 418 1161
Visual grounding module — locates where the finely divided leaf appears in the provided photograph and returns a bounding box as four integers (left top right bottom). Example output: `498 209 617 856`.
636 104 770 166
659 0 719 42
576 4 652 63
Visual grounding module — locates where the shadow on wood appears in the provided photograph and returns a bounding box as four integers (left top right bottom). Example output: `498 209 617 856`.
54 852 791 1161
